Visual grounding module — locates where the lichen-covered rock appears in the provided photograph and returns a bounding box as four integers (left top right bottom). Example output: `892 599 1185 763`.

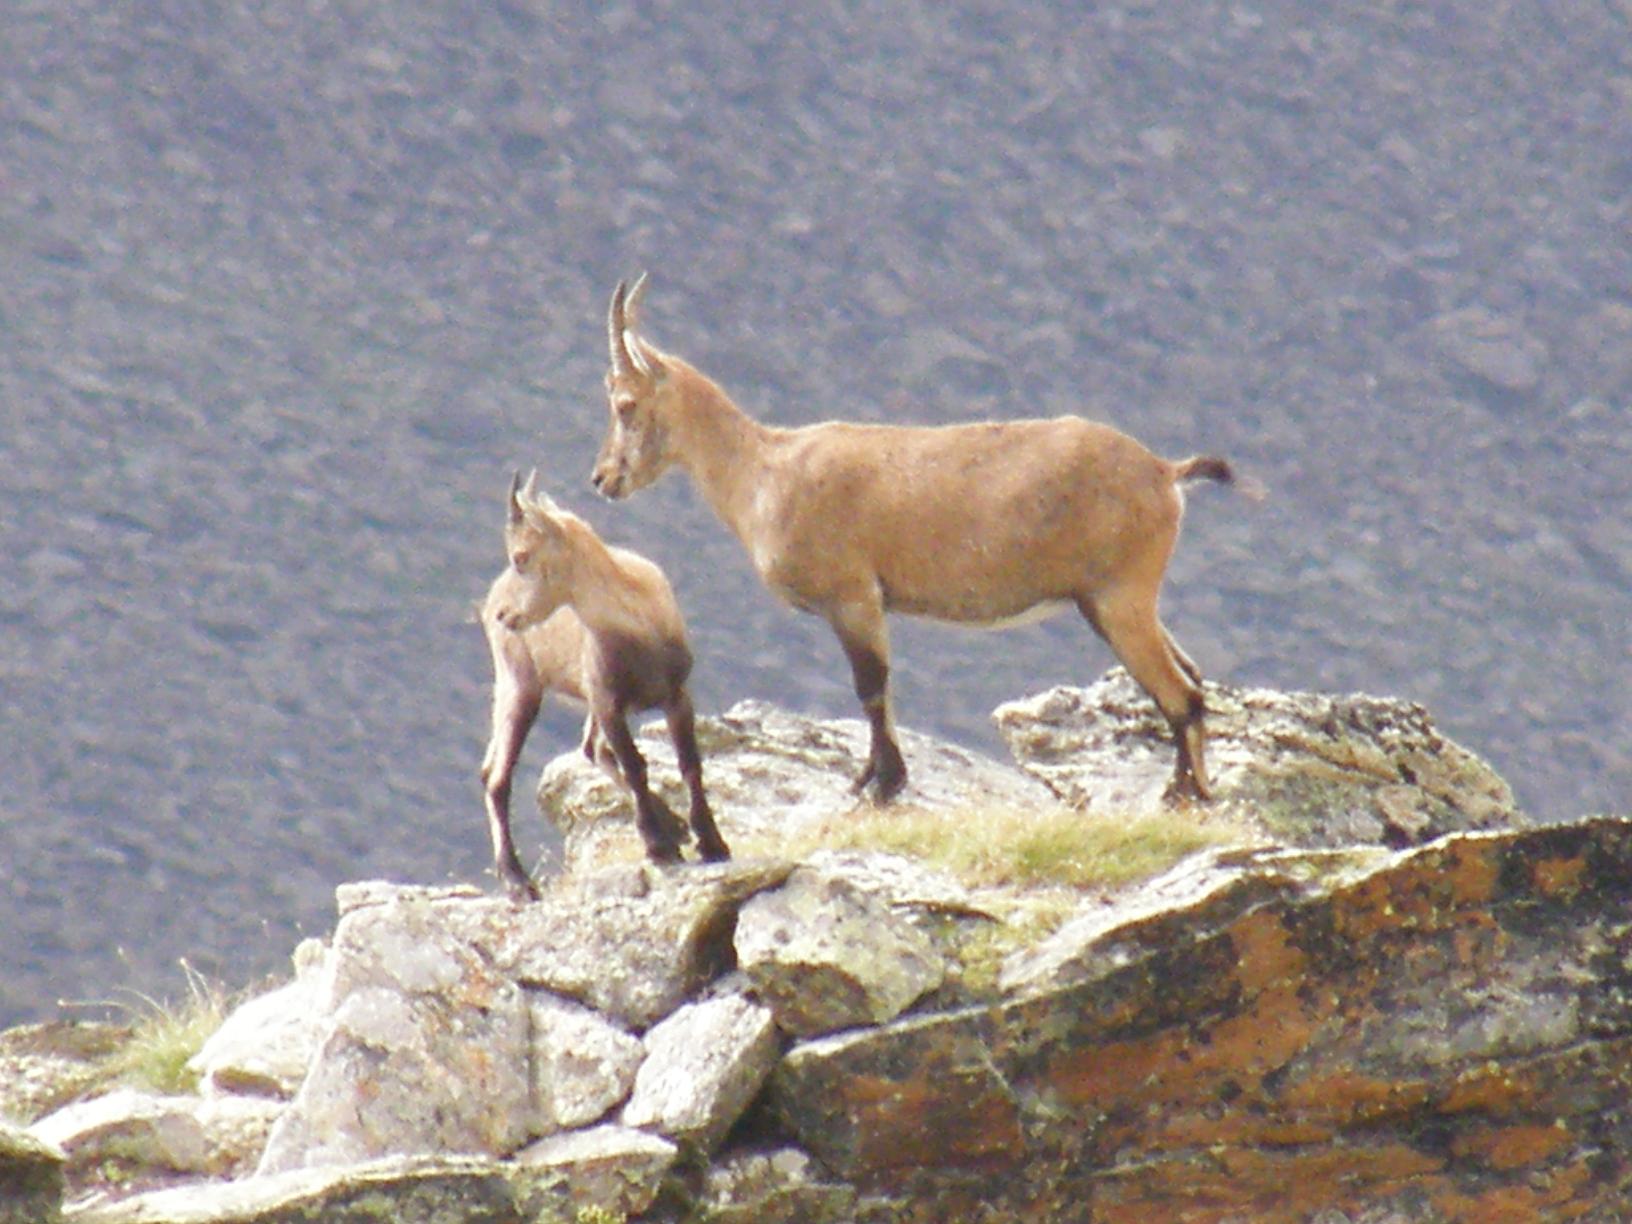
539 698 1055 870
511 1124 676 1219
525 991 643 1135
0 1021 129 1126
697 1146 858 1223
736 864 945 1037
31 1088 211 1175
67 1154 522 1224
188 940 329 1099
772 816 1632 1220
256 888 530 1175
27 1088 281 1189
621 995 779 1153
994 671 1524 847
498 860 794 1030
1 1118 63 1224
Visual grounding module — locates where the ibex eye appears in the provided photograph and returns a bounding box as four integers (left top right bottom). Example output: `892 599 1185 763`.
511 552 529 570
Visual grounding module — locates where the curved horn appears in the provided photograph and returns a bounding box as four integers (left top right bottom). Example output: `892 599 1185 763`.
507 470 525 525
521 467 540 507
608 279 636 378
624 271 649 329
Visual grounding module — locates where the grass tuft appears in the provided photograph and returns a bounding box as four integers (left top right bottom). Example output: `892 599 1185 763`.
77 960 231 1097
768 798 1248 893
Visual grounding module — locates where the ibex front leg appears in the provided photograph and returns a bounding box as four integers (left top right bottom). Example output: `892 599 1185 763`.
665 691 730 862
832 596 907 803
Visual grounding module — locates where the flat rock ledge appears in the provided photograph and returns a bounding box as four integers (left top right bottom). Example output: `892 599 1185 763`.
10 686 1629 1223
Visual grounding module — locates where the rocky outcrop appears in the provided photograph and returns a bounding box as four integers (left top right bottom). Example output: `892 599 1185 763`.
995 669 1524 848
772 819 1632 1219
1 1119 64 1224
16 685 1632 1222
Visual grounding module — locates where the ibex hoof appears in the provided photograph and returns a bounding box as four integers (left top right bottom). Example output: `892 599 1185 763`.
852 764 908 806
1162 775 1213 807
502 871 542 904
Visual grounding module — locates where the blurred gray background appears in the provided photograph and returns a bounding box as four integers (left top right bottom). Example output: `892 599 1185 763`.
2 0 1627 1025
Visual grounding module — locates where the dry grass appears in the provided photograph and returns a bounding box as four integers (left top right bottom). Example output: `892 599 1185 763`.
768 797 1249 893
79 960 231 1097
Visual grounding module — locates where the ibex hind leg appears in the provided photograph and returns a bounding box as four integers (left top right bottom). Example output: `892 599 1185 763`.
1080 592 1213 804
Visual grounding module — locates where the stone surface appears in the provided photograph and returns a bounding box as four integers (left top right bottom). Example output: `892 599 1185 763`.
621 995 780 1153
771 816 1632 1220
498 860 794 1030
188 940 330 1099
0 1118 64 1224
697 1146 859 1223
994 671 1525 847
525 991 643 1135
31 1089 210 1175
736 864 945 1037
539 698 1057 870
511 1124 676 1219
0 1022 130 1128
68 1155 522 1224
256 889 530 1174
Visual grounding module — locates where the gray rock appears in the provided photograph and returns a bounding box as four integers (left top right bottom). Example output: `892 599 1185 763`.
993 670 1524 847
699 1146 858 1223
0 1118 63 1224
498 860 794 1030
1431 304 1548 393
0 1022 130 1128
621 995 779 1152
511 1125 676 1219
525 991 643 1135
736 864 945 1037
188 940 330 1099
256 890 531 1174
31 1088 210 1175
67 1155 519 1224
538 698 1055 870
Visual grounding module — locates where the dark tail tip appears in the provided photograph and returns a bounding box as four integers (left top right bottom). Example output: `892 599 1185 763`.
1177 455 1266 501
1176 455 1234 484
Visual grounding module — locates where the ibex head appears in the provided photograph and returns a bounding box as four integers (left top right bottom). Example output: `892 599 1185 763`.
499 470 573 631
593 273 677 499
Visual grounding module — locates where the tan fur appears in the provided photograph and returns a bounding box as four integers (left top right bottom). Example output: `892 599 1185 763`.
478 472 728 896
593 275 1244 806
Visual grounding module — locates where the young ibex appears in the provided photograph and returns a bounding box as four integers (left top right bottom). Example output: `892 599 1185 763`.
592 274 1245 806
478 471 730 896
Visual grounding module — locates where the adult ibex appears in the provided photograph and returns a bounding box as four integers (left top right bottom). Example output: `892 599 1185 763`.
479 472 729 896
592 274 1244 806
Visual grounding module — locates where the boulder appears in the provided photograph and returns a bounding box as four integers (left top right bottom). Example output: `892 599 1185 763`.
771 816 1632 1219
256 887 531 1174
0 1021 129 1126
994 671 1524 847
67 1155 523 1224
736 863 946 1037
498 860 794 1030
1431 303 1548 394
0 1119 63 1224
697 1146 858 1223
188 940 329 1099
525 991 644 1135
621 994 780 1153
511 1125 676 1219
32 1087 282 1186
538 697 1056 869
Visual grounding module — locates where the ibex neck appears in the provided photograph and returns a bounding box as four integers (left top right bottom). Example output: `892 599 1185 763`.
669 364 775 536
559 519 638 632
